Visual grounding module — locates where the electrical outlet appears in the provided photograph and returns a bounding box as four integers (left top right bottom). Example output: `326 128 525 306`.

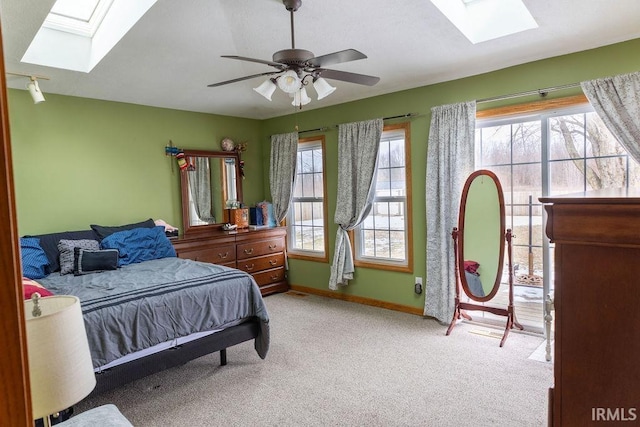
414 277 423 294
415 277 423 285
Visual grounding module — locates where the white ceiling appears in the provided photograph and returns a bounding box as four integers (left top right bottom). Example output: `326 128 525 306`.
2 0 640 120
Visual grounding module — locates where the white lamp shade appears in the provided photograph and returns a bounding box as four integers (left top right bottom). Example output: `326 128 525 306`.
27 80 45 104
253 79 277 101
313 77 336 100
25 295 96 419
277 70 301 94
292 88 312 107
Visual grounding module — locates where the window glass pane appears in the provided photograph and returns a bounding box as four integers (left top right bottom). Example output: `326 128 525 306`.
483 165 512 205
299 150 314 173
390 168 405 196
313 149 323 172
479 125 512 165
549 159 585 195
389 231 406 260
301 173 314 197
549 114 586 160
378 140 390 168
585 157 630 191
511 163 542 205
389 139 405 167
375 168 391 197
313 172 323 198
512 120 541 164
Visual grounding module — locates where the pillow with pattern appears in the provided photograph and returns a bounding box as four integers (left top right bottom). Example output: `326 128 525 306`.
73 248 119 275
20 237 50 279
57 239 100 275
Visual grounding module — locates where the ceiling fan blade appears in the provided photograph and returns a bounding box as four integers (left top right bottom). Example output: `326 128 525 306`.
307 49 367 68
208 71 280 87
222 55 285 69
316 68 380 86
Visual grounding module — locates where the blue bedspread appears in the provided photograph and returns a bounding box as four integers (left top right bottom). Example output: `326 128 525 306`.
40 257 269 368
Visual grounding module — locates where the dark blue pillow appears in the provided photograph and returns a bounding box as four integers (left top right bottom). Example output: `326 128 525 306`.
20 237 50 279
100 226 176 266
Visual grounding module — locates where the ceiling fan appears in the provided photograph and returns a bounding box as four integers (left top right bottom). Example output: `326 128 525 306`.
207 0 380 106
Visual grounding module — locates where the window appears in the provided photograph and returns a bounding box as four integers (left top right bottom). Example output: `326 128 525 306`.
287 137 328 261
354 123 412 272
476 98 640 329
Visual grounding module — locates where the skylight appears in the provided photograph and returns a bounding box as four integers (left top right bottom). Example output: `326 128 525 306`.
44 0 113 38
430 0 538 44
21 0 157 73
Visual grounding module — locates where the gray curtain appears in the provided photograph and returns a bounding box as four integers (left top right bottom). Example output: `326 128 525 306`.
269 132 299 224
188 157 215 223
329 118 383 290
424 102 476 323
581 71 640 164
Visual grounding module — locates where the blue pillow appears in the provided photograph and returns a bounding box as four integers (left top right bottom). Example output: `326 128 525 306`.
100 226 176 266
20 237 50 279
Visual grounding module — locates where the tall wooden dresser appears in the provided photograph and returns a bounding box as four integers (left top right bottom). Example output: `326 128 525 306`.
171 227 288 296
540 189 640 426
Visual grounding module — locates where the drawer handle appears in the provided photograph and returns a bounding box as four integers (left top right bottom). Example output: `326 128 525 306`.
269 244 277 250
244 248 254 255
245 263 255 271
269 259 278 266
270 274 280 281
218 251 229 259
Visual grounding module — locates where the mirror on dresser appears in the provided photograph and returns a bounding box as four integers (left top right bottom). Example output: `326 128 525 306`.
179 149 243 235
445 170 523 346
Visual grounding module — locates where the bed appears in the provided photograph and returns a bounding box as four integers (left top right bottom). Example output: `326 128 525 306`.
22 220 270 395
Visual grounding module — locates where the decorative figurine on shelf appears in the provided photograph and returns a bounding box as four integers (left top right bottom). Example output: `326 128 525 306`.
221 137 235 151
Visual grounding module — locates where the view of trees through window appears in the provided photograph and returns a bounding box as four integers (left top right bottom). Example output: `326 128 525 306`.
355 126 409 267
288 139 326 257
476 106 639 328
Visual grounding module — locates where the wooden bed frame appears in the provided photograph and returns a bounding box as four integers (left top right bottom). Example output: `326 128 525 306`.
91 319 260 395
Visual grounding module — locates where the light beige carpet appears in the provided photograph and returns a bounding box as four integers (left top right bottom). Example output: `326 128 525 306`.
75 292 553 426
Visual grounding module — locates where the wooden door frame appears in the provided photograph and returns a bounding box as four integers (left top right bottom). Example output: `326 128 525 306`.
0 20 33 427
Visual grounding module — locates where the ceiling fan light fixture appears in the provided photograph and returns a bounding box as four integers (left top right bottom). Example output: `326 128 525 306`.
277 69 301 94
313 77 336 100
253 78 277 101
292 87 311 107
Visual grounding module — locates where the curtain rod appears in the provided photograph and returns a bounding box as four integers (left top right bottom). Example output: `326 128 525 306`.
296 112 418 134
476 82 581 104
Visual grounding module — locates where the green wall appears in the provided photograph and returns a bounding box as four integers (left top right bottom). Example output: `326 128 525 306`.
261 38 640 311
8 93 263 235
8 38 640 313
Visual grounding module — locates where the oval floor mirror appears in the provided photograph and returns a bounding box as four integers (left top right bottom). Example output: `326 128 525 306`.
445 170 523 347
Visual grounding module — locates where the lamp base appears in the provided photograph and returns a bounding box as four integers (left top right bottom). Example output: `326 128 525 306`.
35 408 73 427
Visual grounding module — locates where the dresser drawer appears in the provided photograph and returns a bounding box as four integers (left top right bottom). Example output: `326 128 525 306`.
252 267 286 286
237 237 284 260
237 253 285 273
178 245 236 265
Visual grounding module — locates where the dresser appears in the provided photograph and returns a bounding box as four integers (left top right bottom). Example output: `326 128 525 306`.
540 189 640 426
171 227 288 296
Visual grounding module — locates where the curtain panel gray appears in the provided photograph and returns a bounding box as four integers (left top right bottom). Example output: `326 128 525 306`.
328 118 383 290
581 71 640 164
269 132 299 224
424 102 476 323
188 157 215 223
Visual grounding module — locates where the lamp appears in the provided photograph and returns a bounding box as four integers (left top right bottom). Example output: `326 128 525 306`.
292 87 311 107
253 78 277 101
27 78 46 104
277 69 302 94
25 294 96 427
312 77 336 100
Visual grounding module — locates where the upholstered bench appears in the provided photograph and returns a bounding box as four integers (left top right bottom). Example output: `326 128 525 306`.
58 404 133 426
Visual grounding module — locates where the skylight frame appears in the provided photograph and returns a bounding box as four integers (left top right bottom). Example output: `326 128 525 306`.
43 0 114 38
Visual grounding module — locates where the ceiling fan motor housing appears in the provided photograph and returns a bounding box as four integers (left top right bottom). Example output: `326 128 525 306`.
272 49 314 67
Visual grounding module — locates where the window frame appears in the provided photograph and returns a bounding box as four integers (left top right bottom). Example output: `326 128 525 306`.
352 122 413 273
286 135 329 263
